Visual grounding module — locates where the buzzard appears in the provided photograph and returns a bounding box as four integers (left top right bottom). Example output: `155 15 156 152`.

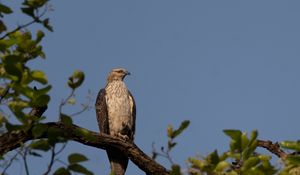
95 68 136 175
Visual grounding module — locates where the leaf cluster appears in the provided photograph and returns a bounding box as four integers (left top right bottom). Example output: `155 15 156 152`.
0 2 92 175
53 153 93 175
0 3 52 129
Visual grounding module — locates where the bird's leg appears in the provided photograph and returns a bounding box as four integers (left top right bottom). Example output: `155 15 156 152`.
116 133 130 141
118 122 133 141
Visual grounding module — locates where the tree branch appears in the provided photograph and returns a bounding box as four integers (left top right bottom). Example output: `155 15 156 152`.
0 3 50 40
1 105 288 175
0 122 170 175
257 139 287 159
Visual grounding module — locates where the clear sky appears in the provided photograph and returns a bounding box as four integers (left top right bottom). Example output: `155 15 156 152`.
3 1 300 174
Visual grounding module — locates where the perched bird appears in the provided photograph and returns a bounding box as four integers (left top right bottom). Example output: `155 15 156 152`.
95 68 136 175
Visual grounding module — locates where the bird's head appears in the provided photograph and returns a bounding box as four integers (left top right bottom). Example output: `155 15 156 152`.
107 68 130 82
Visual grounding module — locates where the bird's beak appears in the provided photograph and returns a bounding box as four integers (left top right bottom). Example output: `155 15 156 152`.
126 71 131 75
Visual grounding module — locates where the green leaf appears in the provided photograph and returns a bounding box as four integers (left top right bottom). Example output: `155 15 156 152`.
241 132 249 150
74 127 97 142
47 127 66 145
60 113 73 126
24 0 48 8
286 155 300 165
3 55 24 81
32 123 47 138
0 20 7 33
170 164 181 175
206 150 220 165
31 94 50 107
33 85 52 96
0 3 13 14
0 114 5 127
21 7 34 18
223 129 242 141
288 167 300 175
167 125 173 138
168 140 177 150
43 18 53 32
249 130 258 146
31 70 48 84
242 144 257 160
280 141 300 152
68 153 89 164
8 100 29 122
241 157 260 172
8 100 29 110
215 161 230 172
242 131 258 160
224 129 242 152
68 164 93 175
68 70 85 89
5 122 24 132
67 98 76 105
12 85 34 99
30 139 51 151
0 86 8 99
36 30 45 43
21 69 33 85
172 120 190 139
188 157 205 170
54 167 71 175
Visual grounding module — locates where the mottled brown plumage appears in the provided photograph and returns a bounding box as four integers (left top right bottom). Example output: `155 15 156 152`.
95 68 136 175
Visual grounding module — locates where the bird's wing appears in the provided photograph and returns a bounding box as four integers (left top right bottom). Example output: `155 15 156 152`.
95 88 109 134
128 90 136 140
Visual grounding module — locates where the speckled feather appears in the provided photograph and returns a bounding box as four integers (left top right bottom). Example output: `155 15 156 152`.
95 68 136 175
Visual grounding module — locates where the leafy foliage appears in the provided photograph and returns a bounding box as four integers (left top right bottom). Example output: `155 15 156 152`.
0 1 92 174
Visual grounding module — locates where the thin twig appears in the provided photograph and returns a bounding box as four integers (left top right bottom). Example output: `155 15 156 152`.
58 89 75 116
1 151 19 174
21 147 30 175
0 3 49 40
0 20 36 40
43 145 56 175
55 143 67 155
70 90 93 117
152 143 175 165
55 159 68 166
69 104 90 117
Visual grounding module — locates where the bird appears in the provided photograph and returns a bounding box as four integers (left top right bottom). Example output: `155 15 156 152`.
95 68 136 175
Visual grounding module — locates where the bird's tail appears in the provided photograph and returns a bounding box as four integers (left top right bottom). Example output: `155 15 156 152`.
107 148 129 175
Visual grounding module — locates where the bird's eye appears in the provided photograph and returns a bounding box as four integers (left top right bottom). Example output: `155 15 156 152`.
117 70 123 73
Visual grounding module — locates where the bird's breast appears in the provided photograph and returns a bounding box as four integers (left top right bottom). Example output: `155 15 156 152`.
105 81 134 135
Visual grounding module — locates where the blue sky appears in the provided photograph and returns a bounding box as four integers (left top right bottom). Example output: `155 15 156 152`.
3 1 300 174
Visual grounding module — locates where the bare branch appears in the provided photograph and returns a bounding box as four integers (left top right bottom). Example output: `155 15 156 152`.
58 89 75 116
0 3 50 40
70 90 93 117
1 151 19 174
43 143 67 175
43 145 56 175
20 147 30 175
257 139 287 159
70 104 91 117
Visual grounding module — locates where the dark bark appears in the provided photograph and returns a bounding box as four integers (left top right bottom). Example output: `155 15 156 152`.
257 140 287 159
0 122 170 175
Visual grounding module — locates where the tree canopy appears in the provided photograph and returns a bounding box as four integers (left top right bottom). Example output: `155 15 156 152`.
1 1 300 175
